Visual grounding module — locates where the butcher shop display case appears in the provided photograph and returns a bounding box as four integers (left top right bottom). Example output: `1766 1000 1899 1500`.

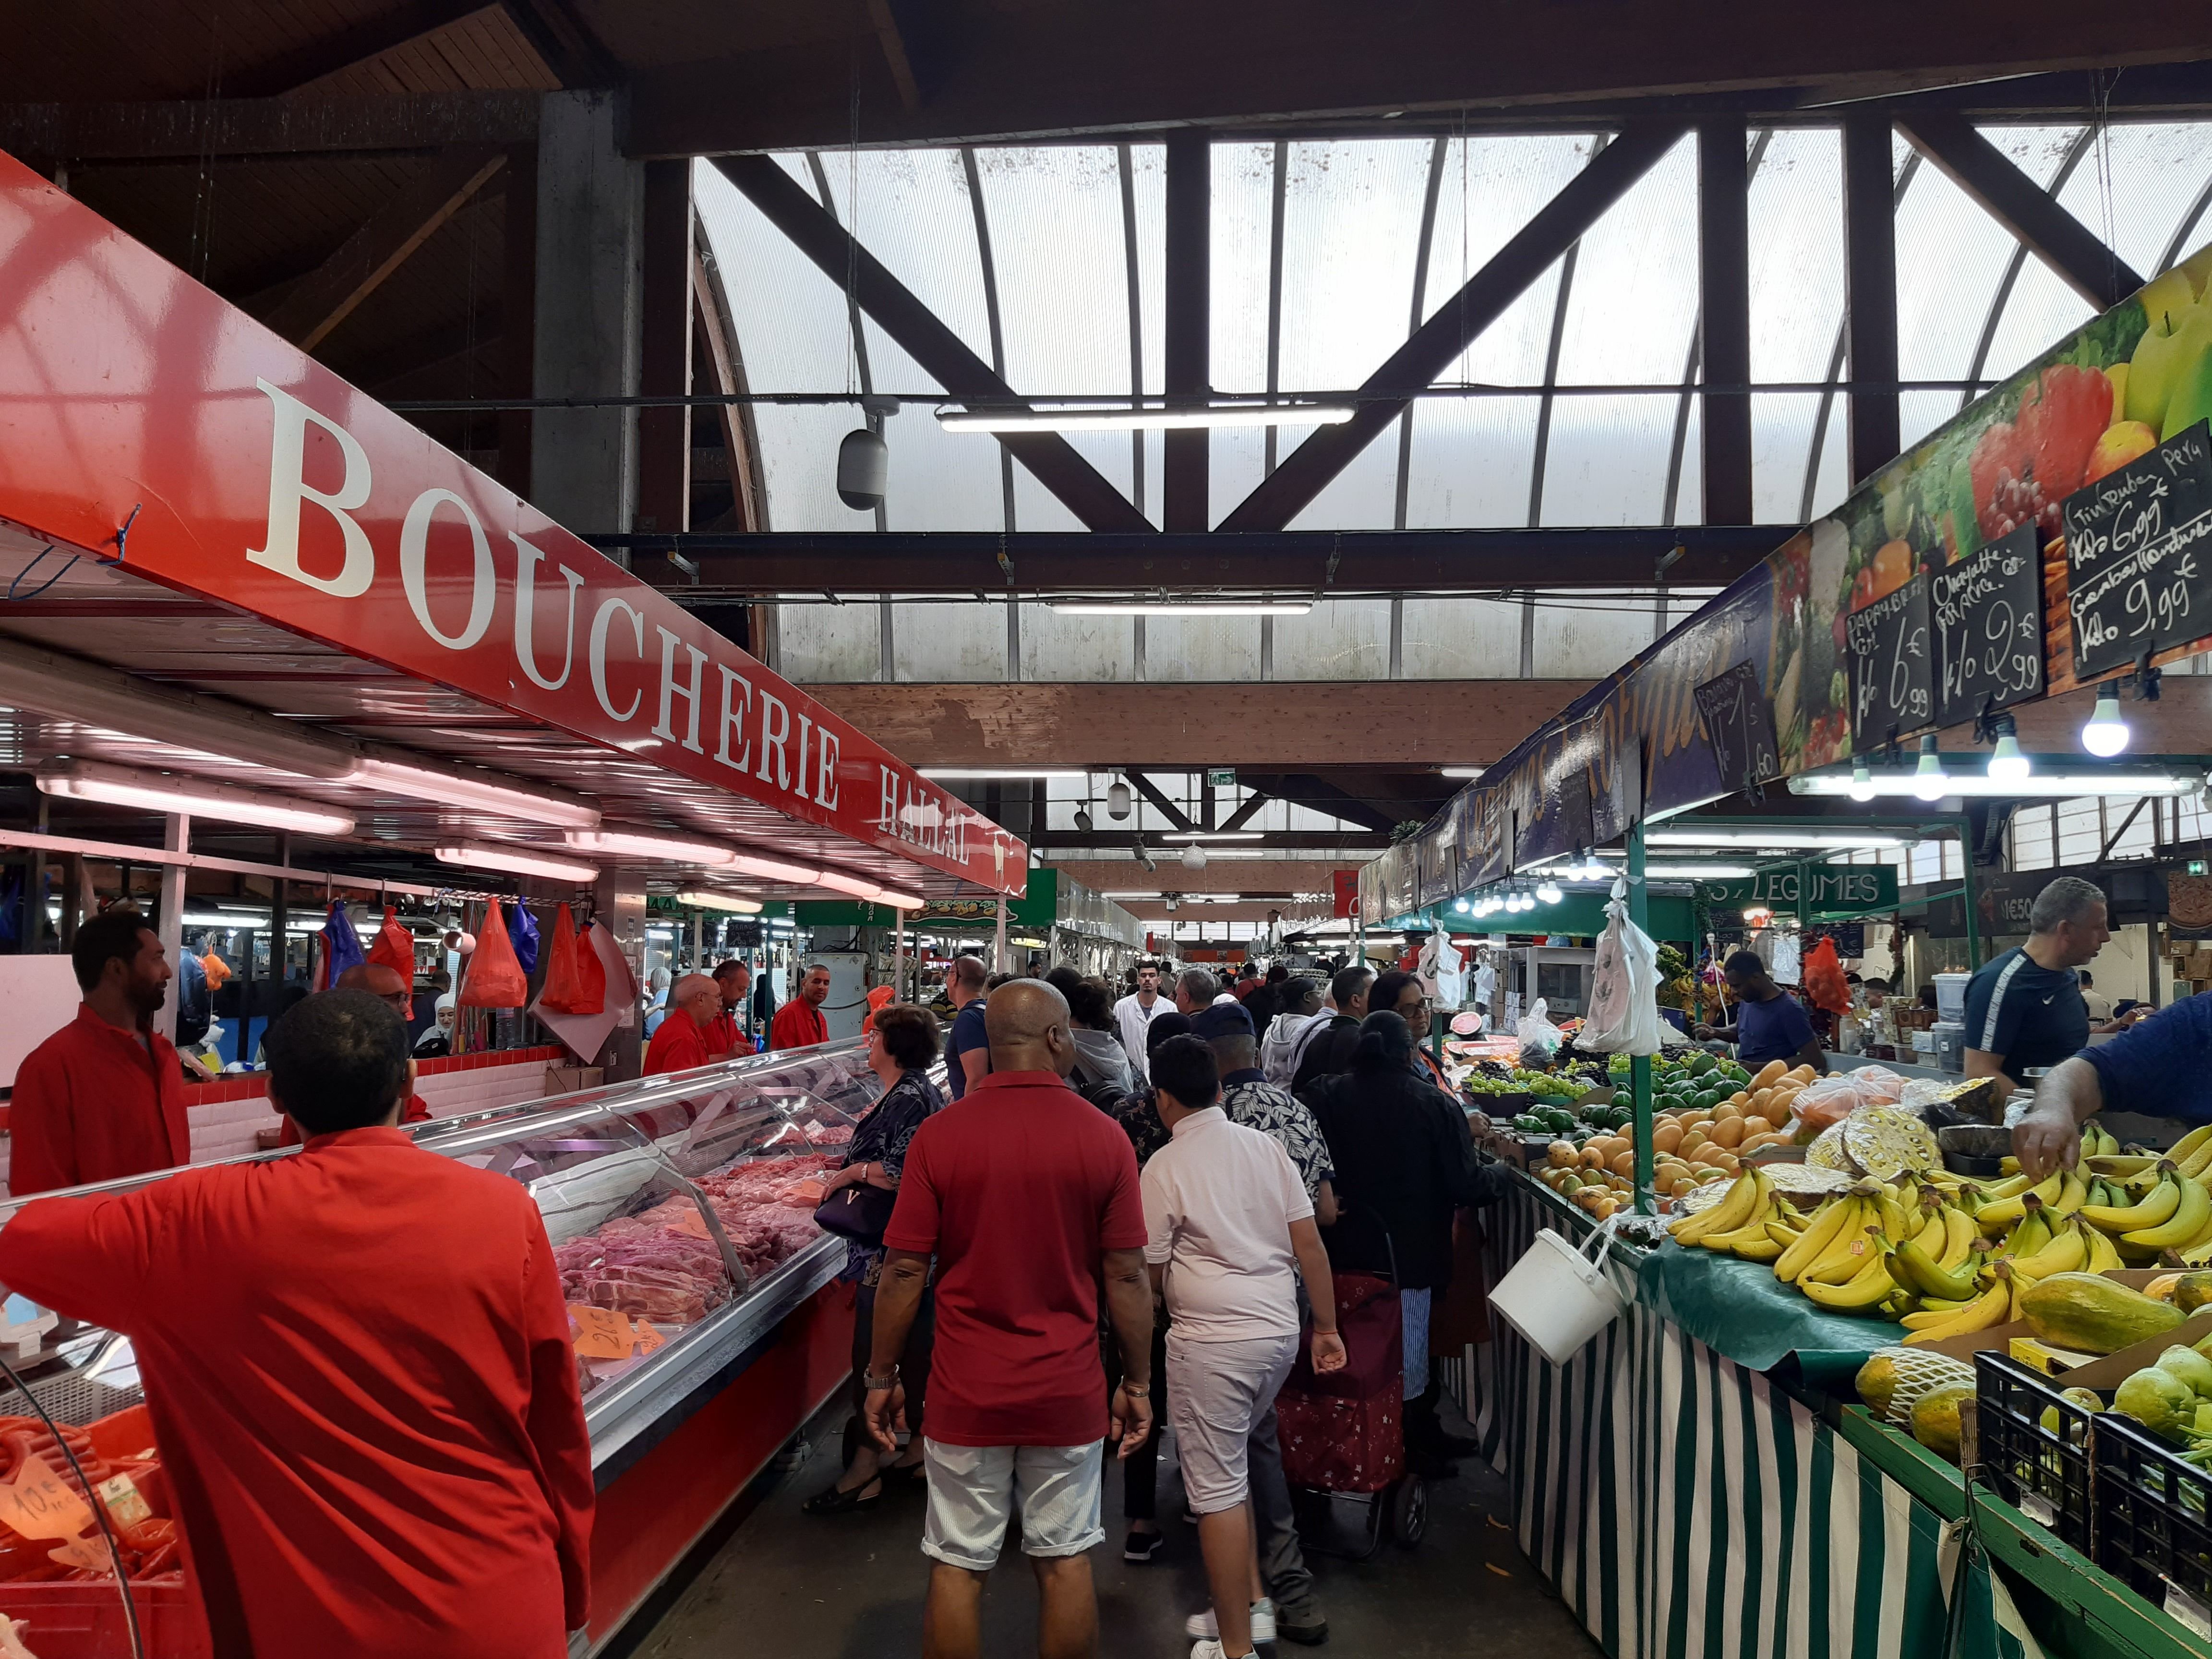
0 1036 886 1657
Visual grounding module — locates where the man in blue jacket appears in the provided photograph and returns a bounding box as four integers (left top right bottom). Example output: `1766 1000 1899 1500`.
2012 994 2212 1177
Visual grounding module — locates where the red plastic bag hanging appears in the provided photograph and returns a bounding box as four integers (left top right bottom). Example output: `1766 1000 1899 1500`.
458 898 529 1009
366 907 416 1018
1803 936 1851 1017
572 920 610 1016
538 904 600 1014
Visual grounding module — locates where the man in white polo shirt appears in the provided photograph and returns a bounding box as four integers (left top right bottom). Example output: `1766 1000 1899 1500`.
1113 959 1174 1082
1142 1035 1345 1659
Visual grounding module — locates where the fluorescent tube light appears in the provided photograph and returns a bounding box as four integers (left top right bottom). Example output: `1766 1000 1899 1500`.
353 755 600 829
565 829 735 865
813 870 885 900
1162 831 1266 842
1049 601 1313 617
939 402 1354 433
920 768 1086 780
877 890 927 910
673 890 764 914
434 841 599 883
1440 767 1487 779
1646 828 1906 850
36 757 356 836
1790 768 2197 798
726 852 824 883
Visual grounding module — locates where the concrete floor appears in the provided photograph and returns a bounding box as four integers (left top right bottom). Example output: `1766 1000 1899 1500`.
625 1398 1606 1659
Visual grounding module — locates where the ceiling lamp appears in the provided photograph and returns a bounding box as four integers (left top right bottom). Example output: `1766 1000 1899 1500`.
565 829 735 865
1051 601 1315 617
1440 767 1486 780
2082 686 2130 757
1849 761 1876 803
1182 844 1209 871
837 425 888 512
1163 830 1265 842
675 889 764 914
725 851 825 883
1791 767 2194 798
920 768 1086 780
434 841 599 883
1453 897 1471 913
1911 736 1950 802
1535 878 1563 904
876 890 927 910
351 755 601 829
36 757 356 836
1988 733 2032 784
813 870 885 900
1073 805 1094 833
1107 778 1133 820
939 401 1354 434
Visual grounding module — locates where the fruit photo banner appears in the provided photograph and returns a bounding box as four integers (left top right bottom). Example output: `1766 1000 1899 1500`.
1369 240 2212 925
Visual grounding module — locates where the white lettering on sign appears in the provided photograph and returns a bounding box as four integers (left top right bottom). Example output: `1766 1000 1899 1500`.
794 712 815 805
757 692 791 790
653 627 709 755
816 728 840 811
714 665 754 771
398 488 496 650
247 378 376 598
511 535 582 690
589 595 645 722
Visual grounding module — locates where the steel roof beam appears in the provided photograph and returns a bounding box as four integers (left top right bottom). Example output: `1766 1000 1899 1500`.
0 94 540 162
1895 110 2146 308
709 153 1153 534
1217 122 1687 534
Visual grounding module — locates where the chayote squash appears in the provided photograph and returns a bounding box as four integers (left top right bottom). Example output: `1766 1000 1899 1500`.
2020 1272 2185 1355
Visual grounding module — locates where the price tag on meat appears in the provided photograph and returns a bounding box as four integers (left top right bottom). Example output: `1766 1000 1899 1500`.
48 1538 113 1575
2060 420 2212 678
633 1322 666 1357
567 1304 634 1360
1930 524 2044 728
0 1455 94 1541
1845 574 1933 742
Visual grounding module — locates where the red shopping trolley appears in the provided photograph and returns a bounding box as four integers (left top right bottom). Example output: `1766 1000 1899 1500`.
1274 1269 1426 1559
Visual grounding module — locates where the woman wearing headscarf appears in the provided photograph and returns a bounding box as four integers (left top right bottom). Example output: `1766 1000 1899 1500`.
1305 1011 1513 1476
413 994 457 1058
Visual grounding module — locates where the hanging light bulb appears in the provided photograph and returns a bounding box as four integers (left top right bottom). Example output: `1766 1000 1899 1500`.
1848 761 1876 803
1536 878 1563 904
1911 736 1949 802
1106 778 1133 819
2082 687 2130 757
1182 844 1208 871
1988 732 2031 784
1453 897 1471 913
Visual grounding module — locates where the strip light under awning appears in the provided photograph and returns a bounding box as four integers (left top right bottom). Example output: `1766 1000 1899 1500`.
1789 768 2201 799
434 841 599 883
938 402 1354 433
37 757 356 836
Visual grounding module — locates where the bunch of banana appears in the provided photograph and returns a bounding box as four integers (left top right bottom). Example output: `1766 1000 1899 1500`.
2165 1122 2212 1180
1667 1167 1774 1250
2080 1120 2123 1158
1900 1262 2015 1345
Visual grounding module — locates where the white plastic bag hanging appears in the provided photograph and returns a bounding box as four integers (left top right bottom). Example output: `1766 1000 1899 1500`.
1582 875 1664 1056
1419 924 1466 1008
1516 998 1563 1065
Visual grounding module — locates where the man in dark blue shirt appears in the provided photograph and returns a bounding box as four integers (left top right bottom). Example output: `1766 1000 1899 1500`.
1962 876 2135 1095
2013 994 2212 1177
1693 950 1825 1074
943 953 991 1100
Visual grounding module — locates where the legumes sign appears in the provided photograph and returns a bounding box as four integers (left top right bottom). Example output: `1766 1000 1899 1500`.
0 156 1021 893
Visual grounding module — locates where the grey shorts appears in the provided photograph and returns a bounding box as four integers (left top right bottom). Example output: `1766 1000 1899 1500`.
920 1439 1104 1571
1166 1329 1300 1515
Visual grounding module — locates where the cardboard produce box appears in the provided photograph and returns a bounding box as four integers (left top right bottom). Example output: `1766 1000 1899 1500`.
1921 1269 2212 1369
543 1064 604 1096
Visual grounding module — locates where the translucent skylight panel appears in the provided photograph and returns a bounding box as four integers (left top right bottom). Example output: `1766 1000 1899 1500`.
1212 143 1276 399
1748 128 1845 383
1537 394 1682 525
1272 601 1391 680
1276 139 1433 395
1422 135 1596 385
1530 592 1662 676
1401 397 1543 529
976 146 1137 400
776 603 881 681
1399 596 1527 678
810 146 993 366
1554 131 1700 387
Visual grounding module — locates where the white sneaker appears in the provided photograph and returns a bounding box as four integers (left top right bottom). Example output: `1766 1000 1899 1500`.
1190 1643 1260 1659
1185 1599 1274 1644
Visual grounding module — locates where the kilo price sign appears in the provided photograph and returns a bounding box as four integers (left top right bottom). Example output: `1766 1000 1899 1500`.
0 1454 93 1541
1930 524 2044 728
1845 574 1933 743
2060 420 2212 678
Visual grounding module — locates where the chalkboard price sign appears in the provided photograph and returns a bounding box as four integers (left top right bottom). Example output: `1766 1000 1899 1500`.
1845 574 1934 743
1930 524 2044 728
2060 420 2212 679
1693 661 1780 796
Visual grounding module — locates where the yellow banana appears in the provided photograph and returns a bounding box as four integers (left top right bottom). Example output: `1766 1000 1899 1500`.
2081 1220 2124 1273
1902 1294 1984 1328
1774 1195 1855 1284
2127 1174 2212 1251
2007 1218 2089 1281
1902 1276 2013 1346
1799 1240 1897 1310
1995 1203 2053 1262
1974 1172 2032 1204
2002 1262 2031 1322
2080 1168 2182 1233
2169 1123 2212 1165
1938 1206 1977 1272
2182 1142 2212 1182
1703 1199 1788 1257
1979 1171 2064 1236
2050 1169 2089 1216
1672 1168 1767 1247
1802 1204 1884 1285
1728 1233 1784 1262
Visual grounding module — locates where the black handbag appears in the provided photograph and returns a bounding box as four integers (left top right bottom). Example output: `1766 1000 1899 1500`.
814 1179 898 1246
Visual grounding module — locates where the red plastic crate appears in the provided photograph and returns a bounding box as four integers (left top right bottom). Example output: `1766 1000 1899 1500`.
0 1577 205 1659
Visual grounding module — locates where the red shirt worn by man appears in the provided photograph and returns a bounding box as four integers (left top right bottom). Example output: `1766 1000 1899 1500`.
9 1004 192 1194
644 1013 713 1075
0 1127 593 1659
708 1010 742 1056
883 1070 1148 1444
770 998 827 1051
276 1093 433 1149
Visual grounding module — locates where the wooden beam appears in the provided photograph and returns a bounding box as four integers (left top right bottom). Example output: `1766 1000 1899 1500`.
1842 109 1901 483
258 147 507 352
1894 111 2146 309
1217 123 1686 533
498 145 537 498
497 0 621 88
597 524 1787 593
0 93 539 161
1698 116 1753 525
865 0 926 114
636 160 694 536
710 154 1152 533
361 311 506 393
1163 132 1210 531
227 1 500 97
691 241 764 533
802 680 1595 769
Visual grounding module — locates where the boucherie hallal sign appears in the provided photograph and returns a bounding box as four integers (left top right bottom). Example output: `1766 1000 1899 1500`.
0 156 1021 894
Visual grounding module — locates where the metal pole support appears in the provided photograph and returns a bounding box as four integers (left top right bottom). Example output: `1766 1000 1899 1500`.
1628 822 1656 1215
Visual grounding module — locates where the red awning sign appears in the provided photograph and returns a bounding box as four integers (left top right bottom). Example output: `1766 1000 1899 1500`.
0 157 1022 893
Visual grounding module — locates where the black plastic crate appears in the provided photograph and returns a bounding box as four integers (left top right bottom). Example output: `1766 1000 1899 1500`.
1973 1352 2096 1555
2092 1407 2212 1613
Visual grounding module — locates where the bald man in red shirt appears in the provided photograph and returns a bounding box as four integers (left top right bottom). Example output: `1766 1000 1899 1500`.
644 973 721 1075
10 908 191 1195
0 989 593 1659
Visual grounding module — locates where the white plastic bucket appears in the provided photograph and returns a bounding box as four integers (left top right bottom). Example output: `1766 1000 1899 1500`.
1488 1219 1626 1365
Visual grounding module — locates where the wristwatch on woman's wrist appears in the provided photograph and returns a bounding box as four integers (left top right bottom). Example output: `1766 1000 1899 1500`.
863 1365 901 1391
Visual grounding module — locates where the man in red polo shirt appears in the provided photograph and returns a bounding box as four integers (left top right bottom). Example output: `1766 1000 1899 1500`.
11 907 192 1195
770 962 832 1051
707 960 752 1057
272 965 434 1148
0 989 594 1658
865 979 1154 1659
644 974 722 1075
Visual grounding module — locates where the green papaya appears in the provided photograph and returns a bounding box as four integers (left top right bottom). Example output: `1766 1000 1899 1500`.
2019 1272 2186 1355
1911 1383 1972 1462
2116 1365 2197 1443
2157 1344 2212 1396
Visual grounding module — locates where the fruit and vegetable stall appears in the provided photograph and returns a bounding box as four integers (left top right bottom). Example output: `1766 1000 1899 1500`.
1456 1048 2212 1659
